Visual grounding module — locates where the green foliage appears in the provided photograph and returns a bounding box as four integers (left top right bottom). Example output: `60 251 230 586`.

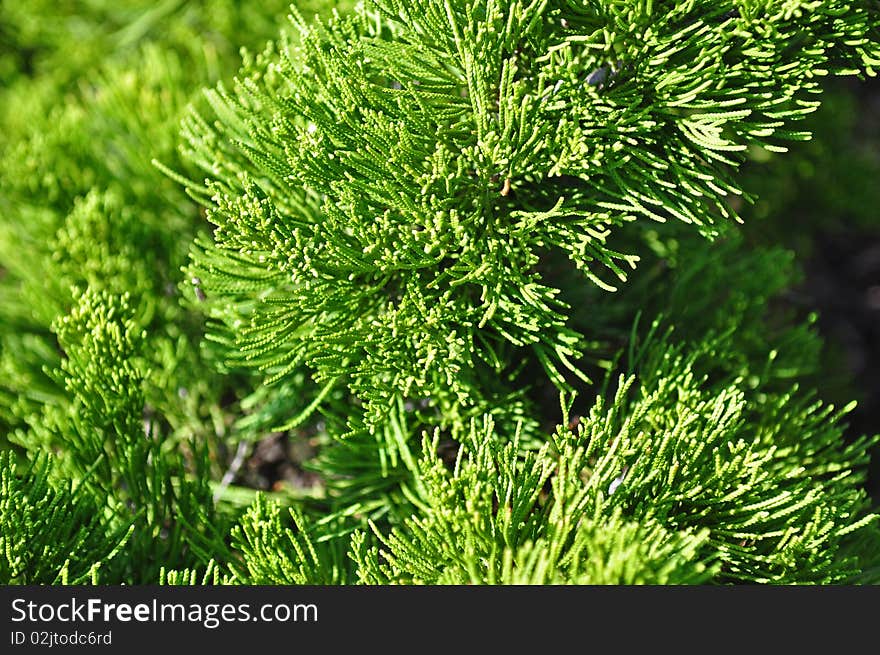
159 561 229 586
350 419 719 585
1 1 879 586
231 319 880 584
228 494 348 584
0 0 352 453
7 290 228 582
0 452 131 584
181 0 880 432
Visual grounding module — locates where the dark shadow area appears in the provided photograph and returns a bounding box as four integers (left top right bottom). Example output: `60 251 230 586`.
742 75 880 503
802 231 880 501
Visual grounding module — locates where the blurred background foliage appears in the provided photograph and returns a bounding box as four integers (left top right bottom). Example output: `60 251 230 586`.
0 0 353 469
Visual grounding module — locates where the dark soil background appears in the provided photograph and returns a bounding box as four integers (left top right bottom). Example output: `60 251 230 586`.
803 231 880 501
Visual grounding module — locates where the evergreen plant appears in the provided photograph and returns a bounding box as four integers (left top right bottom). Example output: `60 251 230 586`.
2 0 879 585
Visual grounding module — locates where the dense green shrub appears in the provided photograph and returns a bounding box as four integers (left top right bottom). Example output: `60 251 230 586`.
2 1 879 584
